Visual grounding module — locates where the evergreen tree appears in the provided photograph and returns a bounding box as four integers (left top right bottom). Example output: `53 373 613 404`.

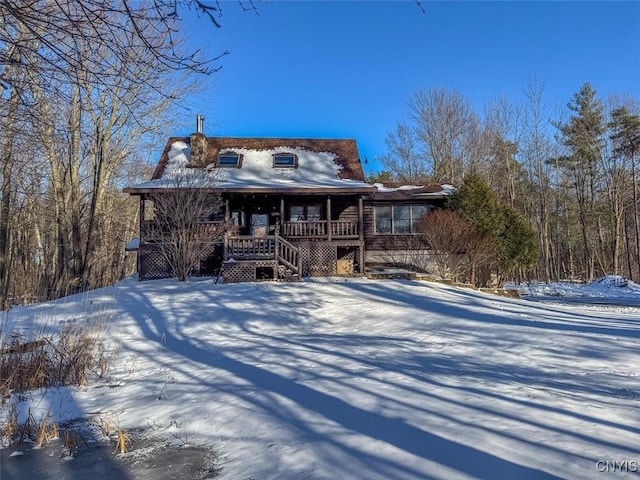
448 173 538 283
497 206 539 277
447 173 504 238
555 83 606 281
610 107 640 158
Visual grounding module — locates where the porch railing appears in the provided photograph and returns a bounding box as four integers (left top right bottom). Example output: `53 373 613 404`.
225 233 301 277
283 220 358 239
227 235 275 258
330 221 359 238
276 235 301 275
283 221 327 238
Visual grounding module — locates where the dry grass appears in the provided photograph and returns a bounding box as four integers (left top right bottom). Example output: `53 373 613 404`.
34 410 58 448
62 430 76 457
2 402 18 443
100 417 112 437
0 321 109 402
0 300 116 449
114 426 130 454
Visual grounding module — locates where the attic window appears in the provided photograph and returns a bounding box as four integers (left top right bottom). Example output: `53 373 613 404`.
273 153 297 168
217 152 241 167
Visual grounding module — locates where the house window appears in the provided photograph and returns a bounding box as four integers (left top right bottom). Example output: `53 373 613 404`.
273 153 297 168
231 210 246 227
290 204 322 221
217 152 241 167
374 204 431 234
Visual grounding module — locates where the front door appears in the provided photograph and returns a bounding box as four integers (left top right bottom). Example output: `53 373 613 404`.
250 214 269 237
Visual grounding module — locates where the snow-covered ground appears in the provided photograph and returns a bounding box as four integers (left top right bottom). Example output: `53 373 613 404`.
516 275 640 299
3 277 640 479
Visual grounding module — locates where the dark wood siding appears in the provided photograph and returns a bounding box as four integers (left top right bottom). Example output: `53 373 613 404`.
333 198 359 222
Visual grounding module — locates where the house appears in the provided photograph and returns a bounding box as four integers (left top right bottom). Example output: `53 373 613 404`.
124 120 452 282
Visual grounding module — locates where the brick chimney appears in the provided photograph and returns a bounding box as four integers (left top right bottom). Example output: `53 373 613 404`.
189 114 207 166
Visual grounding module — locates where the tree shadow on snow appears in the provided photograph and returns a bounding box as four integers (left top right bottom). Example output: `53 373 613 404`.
114 279 572 479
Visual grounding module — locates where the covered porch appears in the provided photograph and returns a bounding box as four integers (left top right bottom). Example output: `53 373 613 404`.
221 193 366 282
223 192 364 242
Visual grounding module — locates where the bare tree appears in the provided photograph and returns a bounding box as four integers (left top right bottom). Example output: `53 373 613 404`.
0 0 264 303
408 87 484 184
484 95 523 207
380 121 429 182
0 0 236 99
609 103 640 280
146 171 232 281
418 209 495 285
521 76 556 282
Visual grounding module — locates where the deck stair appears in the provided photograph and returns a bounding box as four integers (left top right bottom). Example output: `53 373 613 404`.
223 227 301 282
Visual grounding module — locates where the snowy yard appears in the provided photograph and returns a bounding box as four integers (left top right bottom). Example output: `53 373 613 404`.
3 277 640 479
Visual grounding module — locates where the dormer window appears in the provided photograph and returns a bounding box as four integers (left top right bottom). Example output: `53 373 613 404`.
217 152 242 167
273 153 297 168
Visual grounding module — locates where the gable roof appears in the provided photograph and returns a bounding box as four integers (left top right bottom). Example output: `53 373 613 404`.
152 137 366 181
126 136 374 194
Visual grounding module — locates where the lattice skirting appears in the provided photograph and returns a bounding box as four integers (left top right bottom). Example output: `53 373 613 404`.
138 242 363 281
299 242 336 276
298 242 364 277
139 244 220 280
139 246 171 280
222 260 278 283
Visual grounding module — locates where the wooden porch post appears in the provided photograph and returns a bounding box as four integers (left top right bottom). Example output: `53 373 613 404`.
138 196 145 276
280 196 285 231
223 198 230 261
358 195 365 274
358 195 364 241
139 196 145 243
326 195 332 241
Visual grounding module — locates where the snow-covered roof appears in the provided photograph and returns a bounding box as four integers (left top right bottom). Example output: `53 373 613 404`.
371 182 455 200
125 137 374 194
124 136 455 198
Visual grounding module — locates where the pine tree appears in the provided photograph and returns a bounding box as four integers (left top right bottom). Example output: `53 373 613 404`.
555 83 605 281
448 173 538 284
497 206 539 280
448 173 504 238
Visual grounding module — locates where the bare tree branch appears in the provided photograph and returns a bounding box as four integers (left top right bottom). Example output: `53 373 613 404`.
146 170 232 281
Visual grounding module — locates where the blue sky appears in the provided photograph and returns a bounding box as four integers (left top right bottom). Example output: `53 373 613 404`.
176 1 640 174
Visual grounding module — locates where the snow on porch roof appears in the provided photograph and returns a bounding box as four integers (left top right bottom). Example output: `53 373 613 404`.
371 182 456 200
125 137 375 194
